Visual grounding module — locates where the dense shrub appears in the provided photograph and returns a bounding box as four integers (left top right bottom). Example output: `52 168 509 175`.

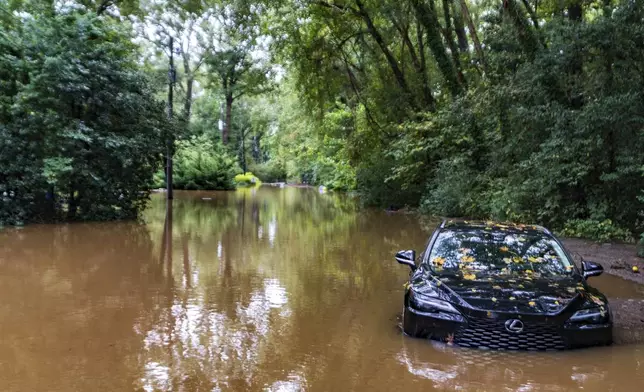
248 162 287 183
0 12 165 225
559 219 634 243
165 136 239 190
357 154 422 208
390 5 644 235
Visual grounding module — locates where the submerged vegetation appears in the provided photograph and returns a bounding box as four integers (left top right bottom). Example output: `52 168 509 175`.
0 0 642 241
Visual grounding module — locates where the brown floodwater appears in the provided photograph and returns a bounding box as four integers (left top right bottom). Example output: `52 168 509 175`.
1 187 644 392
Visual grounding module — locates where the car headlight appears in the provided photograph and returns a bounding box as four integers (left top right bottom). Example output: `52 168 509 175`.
569 307 609 324
409 290 459 314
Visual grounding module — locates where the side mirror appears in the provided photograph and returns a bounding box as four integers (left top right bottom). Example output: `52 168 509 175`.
395 250 417 271
582 260 603 279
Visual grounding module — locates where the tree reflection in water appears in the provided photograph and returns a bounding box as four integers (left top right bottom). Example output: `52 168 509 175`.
2 187 642 391
135 188 644 391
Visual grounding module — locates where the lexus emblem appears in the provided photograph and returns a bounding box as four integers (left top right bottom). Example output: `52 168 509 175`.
505 319 524 333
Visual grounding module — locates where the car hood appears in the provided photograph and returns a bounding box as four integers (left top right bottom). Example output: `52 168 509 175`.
434 274 588 315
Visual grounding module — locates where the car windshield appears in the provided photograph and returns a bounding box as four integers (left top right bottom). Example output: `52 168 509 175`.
427 229 574 278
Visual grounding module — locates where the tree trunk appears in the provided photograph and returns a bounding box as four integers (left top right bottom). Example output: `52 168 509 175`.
521 0 540 29
184 76 194 120
394 18 436 110
442 0 467 88
416 21 436 111
410 0 462 96
355 0 417 108
567 0 583 22
252 135 261 162
453 7 469 52
504 0 541 60
458 0 486 68
183 54 194 120
240 130 247 173
67 188 77 220
223 94 233 145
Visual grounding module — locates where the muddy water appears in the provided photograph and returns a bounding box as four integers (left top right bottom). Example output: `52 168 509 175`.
1 187 643 392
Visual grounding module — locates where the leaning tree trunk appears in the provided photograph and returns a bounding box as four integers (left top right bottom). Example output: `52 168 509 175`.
416 21 436 111
355 0 417 109
504 0 541 60
410 0 463 96
453 6 469 52
458 0 486 68
223 94 233 145
442 0 467 88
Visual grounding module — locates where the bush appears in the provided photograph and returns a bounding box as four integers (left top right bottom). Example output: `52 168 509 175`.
156 136 239 191
248 161 287 183
559 219 634 243
638 233 644 258
234 172 261 187
357 154 421 208
419 157 484 218
0 13 165 225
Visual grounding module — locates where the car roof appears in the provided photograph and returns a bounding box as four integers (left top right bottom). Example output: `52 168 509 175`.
440 219 552 236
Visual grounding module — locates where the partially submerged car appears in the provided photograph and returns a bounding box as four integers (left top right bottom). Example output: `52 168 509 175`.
397 220 612 350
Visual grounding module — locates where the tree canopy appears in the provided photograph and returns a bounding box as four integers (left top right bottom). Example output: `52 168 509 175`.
0 0 642 240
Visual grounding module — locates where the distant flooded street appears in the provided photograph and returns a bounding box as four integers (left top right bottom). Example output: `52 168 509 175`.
1 187 644 391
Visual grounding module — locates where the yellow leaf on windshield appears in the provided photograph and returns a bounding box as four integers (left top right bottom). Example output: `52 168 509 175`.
500 246 509 252
503 257 512 264
492 285 501 290
461 255 475 263
463 273 476 280
513 257 523 263
432 256 446 266
529 301 536 307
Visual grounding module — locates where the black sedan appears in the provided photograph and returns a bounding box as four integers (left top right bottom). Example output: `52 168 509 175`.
396 220 612 350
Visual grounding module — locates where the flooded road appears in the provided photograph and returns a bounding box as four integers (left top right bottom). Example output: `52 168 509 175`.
1 187 644 391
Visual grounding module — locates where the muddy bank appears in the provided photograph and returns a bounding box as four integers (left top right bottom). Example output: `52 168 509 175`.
562 238 644 344
563 238 643 284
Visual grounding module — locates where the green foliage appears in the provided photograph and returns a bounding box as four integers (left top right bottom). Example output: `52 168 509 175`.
248 161 286 183
559 219 634 243
638 233 644 258
356 153 421 208
414 4 643 235
166 136 239 190
0 10 165 225
234 172 261 187
261 82 357 191
419 157 483 218
2 0 643 244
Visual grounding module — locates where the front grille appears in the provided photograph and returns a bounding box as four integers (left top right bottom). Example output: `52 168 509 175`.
453 315 567 351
